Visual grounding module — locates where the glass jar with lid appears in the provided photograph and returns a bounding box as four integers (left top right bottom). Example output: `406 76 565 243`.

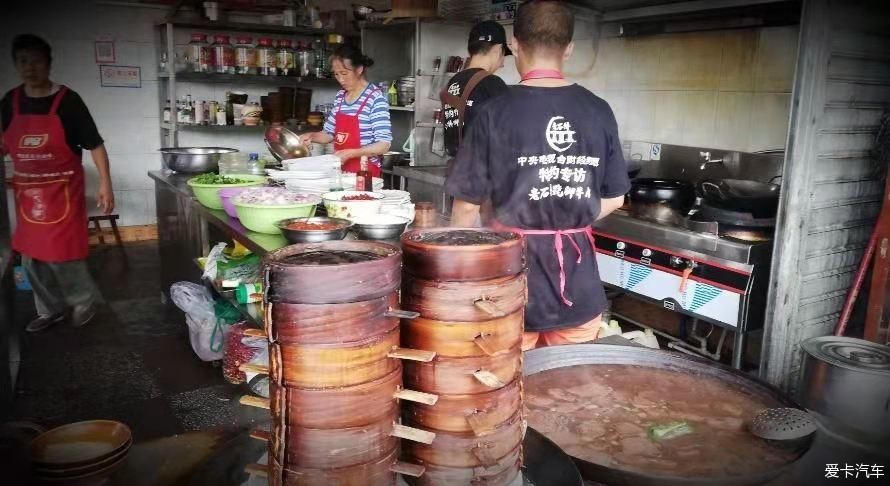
187 33 210 73
256 38 276 76
295 41 313 78
234 36 256 75
276 39 295 76
211 34 234 74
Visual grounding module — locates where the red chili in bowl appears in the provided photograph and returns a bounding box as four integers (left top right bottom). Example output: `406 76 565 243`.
287 221 345 231
341 194 378 201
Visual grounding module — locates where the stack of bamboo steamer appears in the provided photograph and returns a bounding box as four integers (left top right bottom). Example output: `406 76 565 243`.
255 241 437 486
399 228 528 486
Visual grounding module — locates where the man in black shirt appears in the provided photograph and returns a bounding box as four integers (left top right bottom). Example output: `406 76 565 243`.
441 20 510 158
1 35 113 332
446 1 630 350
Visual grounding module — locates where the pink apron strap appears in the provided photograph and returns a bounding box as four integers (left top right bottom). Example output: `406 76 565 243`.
493 221 596 307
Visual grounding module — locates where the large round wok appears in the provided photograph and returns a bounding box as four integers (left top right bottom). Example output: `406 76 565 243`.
523 344 811 486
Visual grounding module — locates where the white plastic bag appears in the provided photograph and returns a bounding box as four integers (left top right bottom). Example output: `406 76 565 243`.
171 281 225 361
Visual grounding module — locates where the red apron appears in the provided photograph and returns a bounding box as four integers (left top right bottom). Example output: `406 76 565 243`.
3 86 89 262
493 220 596 307
333 86 381 177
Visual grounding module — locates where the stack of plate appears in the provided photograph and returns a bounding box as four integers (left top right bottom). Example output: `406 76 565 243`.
30 420 132 483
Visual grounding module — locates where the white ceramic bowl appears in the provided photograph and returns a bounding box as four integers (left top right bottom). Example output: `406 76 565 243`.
322 191 384 221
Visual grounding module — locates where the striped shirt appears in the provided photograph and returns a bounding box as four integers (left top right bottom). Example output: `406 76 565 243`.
324 84 392 167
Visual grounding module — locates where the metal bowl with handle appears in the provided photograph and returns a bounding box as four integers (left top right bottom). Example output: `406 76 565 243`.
160 147 237 173
265 126 310 162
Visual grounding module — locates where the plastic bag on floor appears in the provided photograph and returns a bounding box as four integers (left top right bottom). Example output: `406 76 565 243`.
171 281 226 362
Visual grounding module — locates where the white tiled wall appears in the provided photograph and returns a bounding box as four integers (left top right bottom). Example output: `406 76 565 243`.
1 1 339 226
575 26 799 152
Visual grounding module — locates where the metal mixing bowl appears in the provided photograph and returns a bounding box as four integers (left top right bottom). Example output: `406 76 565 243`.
265 126 310 162
351 215 410 240
277 217 352 243
160 147 237 173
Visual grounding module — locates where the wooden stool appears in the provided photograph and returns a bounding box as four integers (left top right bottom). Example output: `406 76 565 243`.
88 215 123 247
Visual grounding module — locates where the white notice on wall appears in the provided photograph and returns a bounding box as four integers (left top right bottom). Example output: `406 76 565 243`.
99 65 141 88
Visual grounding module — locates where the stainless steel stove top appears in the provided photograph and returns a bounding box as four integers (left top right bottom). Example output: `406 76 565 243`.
595 210 773 267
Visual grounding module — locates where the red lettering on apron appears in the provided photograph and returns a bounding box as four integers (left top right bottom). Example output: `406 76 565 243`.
2 86 89 262
333 86 381 177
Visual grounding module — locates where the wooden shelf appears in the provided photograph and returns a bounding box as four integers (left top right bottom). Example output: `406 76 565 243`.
159 19 331 37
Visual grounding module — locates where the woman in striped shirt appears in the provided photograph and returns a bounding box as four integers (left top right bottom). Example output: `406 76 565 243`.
301 45 392 176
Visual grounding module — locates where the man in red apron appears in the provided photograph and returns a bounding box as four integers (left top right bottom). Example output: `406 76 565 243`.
299 45 392 178
445 1 630 350
1 35 113 332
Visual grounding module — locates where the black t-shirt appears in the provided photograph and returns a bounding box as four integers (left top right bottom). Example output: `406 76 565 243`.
1 86 104 155
445 84 631 332
442 68 508 156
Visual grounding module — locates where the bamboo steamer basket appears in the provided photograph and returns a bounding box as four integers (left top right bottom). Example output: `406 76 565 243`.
403 347 521 395
268 445 399 486
402 412 523 468
400 228 525 282
269 328 400 388
404 445 521 486
265 241 401 304
270 409 400 469
401 273 527 322
267 293 400 345
400 310 522 358
403 378 521 434
269 366 401 429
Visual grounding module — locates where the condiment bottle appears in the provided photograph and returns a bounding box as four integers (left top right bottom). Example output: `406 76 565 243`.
224 91 235 126
194 99 205 125
234 36 256 75
256 38 275 76
187 33 210 72
414 202 436 228
355 156 372 192
211 34 234 74
276 39 295 76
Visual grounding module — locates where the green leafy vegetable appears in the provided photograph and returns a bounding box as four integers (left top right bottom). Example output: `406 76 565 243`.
648 421 694 441
191 174 251 185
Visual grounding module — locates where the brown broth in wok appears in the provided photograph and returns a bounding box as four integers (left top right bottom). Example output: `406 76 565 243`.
525 365 798 478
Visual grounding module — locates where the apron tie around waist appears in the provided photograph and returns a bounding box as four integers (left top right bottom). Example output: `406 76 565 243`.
493 221 596 307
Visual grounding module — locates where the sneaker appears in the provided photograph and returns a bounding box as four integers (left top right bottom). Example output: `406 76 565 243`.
25 313 65 333
71 304 98 328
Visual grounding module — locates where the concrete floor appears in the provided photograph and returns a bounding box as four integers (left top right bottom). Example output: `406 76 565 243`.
10 241 267 441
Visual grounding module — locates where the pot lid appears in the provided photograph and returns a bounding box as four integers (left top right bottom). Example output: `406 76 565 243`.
802 336 890 375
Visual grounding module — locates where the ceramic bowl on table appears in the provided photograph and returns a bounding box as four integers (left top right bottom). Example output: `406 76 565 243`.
322 191 384 221
351 214 410 241
187 174 266 210
277 217 352 243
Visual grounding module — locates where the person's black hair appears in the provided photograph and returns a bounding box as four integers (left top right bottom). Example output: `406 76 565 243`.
11 34 52 65
332 44 374 70
468 40 497 57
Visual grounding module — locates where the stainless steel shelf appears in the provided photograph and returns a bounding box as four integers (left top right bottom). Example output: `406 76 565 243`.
159 19 330 36
160 71 339 86
390 105 415 112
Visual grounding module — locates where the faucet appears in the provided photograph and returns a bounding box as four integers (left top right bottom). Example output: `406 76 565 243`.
699 151 725 170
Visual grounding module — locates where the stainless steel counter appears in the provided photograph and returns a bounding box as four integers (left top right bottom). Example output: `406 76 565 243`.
392 165 448 187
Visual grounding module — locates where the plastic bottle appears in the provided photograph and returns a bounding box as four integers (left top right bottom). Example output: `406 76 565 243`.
355 156 372 192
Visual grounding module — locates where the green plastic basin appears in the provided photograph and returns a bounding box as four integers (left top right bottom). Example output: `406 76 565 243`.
187 174 267 210
234 202 318 234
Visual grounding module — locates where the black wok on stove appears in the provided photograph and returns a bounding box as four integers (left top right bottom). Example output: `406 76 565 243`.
524 344 811 486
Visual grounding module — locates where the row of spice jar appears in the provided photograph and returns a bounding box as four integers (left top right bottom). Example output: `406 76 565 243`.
186 33 322 77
